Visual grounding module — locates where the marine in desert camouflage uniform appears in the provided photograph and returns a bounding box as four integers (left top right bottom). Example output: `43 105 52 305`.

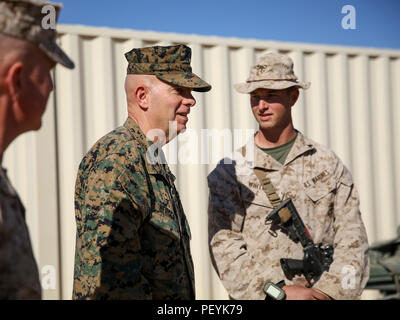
0 0 74 299
73 44 211 299
208 52 369 300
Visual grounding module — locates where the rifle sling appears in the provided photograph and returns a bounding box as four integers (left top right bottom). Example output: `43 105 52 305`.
241 146 291 223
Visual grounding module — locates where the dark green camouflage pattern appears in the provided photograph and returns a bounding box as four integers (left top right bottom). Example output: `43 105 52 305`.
0 168 41 299
125 44 211 92
73 117 195 300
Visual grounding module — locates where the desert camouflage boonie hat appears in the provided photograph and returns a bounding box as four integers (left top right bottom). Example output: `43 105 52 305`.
0 0 74 69
234 52 310 93
125 44 211 92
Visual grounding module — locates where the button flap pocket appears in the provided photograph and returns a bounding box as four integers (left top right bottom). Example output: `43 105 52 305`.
304 172 337 202
149 210 181 241
118 170 151 218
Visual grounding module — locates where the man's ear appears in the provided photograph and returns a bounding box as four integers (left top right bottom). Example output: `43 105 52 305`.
135 85 151 111
5 62 24 103
289 87 299 107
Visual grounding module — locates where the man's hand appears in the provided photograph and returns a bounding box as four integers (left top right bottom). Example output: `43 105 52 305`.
283 284 331 300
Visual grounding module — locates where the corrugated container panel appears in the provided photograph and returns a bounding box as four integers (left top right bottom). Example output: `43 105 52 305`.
3 24 400 300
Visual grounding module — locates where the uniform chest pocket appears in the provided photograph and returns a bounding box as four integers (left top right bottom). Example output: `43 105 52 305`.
148 173 191 241
150 173 176 213
304 174 337 203
149 209 181 241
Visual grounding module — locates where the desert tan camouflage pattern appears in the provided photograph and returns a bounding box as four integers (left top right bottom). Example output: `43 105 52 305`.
0 167 41 299
125 44 211 92
73 118 195 300
234 52 310 93
208 132 369 300
0 0 74 68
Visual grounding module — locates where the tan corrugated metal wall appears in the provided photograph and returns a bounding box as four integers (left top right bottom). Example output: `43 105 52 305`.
3 24 400 300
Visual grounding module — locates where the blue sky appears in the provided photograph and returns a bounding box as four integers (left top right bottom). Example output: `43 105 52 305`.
58 0 400 49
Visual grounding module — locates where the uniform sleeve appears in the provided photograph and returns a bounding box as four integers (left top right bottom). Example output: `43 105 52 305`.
73 154 152 299
0 187 41 299
208 162 280 300
313 165 370 300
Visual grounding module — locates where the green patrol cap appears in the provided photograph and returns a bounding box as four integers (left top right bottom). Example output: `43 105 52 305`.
125 44 211 92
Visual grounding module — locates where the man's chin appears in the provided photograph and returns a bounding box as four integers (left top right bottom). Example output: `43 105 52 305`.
31 120 43 131
178 126 187 134
19 119 42 134
166 120 187 142
176 122 187 134
258 121 275 131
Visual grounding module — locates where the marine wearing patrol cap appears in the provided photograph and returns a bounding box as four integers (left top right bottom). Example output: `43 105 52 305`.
72 43 211 300
0 0 73 300
0 0 74 69
125 44 211 92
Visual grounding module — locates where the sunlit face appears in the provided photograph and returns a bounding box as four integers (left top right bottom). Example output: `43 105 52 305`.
148 79 196 143
17 48 55 132
250 88 298 131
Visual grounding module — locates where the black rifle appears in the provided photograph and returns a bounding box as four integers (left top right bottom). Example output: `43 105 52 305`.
266 198 334 287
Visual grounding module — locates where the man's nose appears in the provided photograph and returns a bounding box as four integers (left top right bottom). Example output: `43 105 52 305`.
258 98 268 110
185 93 196 108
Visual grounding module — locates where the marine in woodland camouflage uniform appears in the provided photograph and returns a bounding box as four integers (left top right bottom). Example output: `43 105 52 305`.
0 0 74 299
208 52 369 300
0 169 41 299
73 44 211 299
